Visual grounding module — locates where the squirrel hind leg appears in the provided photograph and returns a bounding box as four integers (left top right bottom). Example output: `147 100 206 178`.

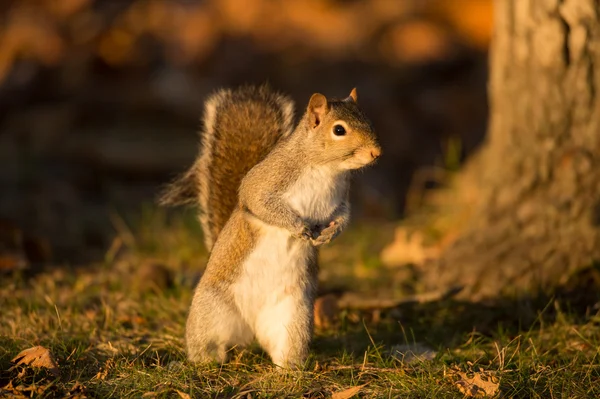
253 295 313 369
185 290 253 365
186 340 228 365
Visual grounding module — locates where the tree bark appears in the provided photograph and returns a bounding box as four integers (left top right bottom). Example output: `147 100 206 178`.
421 0 600 300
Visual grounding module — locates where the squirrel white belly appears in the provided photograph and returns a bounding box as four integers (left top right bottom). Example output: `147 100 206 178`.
232 223 313 366
160 85 380 368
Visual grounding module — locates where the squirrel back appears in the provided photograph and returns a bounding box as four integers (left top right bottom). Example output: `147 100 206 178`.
159 85 295 250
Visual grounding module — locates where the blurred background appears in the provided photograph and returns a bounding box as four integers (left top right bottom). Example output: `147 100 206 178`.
0 0 492 266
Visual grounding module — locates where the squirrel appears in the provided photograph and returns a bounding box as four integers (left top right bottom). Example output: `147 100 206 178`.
159 84 381 368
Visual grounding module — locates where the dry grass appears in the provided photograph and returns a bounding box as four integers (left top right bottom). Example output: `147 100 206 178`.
1 207 600 398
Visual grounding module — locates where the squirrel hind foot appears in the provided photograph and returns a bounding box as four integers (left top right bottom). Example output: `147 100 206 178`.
186 341 228 365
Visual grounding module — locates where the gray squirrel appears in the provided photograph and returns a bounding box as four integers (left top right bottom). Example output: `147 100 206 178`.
160 85 381 368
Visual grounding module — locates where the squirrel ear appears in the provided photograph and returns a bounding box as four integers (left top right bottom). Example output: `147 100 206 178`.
307 93 328 128
345 88 358 103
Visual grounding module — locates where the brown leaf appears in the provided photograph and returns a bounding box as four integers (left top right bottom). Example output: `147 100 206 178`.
331 384 367 399
67 382 87 399
314 294 339 329
176 390 192 399
11 346 59 376
5 380 49 396
134 261 173 292
450 370 499 397
93 358 115 381
1 380 27 398
0 253 28 273
380 227 439 267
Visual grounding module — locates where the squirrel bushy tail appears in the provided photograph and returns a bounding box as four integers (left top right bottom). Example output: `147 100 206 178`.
159 85 295 250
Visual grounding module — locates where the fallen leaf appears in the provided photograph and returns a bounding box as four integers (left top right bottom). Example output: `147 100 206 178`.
8 382 49 396
331 384 367 399
0 380 27 398
370 309 381 324
314 294 339 329
67 382 87 399
176 390 192 399
93 358 115 380
380 227 439 267
134 261 173 292
0 253 28 273
11 346 59 377
449 369 499 397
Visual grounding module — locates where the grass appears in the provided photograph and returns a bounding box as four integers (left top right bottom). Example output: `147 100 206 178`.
1 208 600 398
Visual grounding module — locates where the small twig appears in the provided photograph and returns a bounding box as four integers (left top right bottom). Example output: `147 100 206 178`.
337 286 463 310
231 389 258 399
362 320 382 363
131 343 153 364
326 365 400 373
54 304 62 331
109 211 136 248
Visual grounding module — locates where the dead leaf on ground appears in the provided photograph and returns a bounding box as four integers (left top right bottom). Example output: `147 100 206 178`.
380 227 440 267
11 346 59 377
448 368 499 397
331 384 367 399
93 358 115 380
0 380 28 398
134 261 173 292
176 390 192 399
314 294 339 329
1 379 51 397
66 382 88 399
0 253 28 273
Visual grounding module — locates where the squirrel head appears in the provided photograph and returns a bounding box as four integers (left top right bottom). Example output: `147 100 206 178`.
303 88 381 170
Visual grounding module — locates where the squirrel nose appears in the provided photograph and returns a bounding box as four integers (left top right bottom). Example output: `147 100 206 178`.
370 147 381 160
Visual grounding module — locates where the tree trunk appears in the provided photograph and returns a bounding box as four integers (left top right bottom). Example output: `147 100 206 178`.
421 0 600 300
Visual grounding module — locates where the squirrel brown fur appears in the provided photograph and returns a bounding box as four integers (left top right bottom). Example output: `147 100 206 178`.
160 84 381 368
159 85 295 250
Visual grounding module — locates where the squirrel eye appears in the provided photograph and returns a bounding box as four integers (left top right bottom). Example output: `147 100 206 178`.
333 124 346 136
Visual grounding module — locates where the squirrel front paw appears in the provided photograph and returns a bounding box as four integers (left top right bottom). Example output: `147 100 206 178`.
310 220 342 247
292 223 313 241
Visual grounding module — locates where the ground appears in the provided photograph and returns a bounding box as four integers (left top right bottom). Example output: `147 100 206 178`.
1 209 599 398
